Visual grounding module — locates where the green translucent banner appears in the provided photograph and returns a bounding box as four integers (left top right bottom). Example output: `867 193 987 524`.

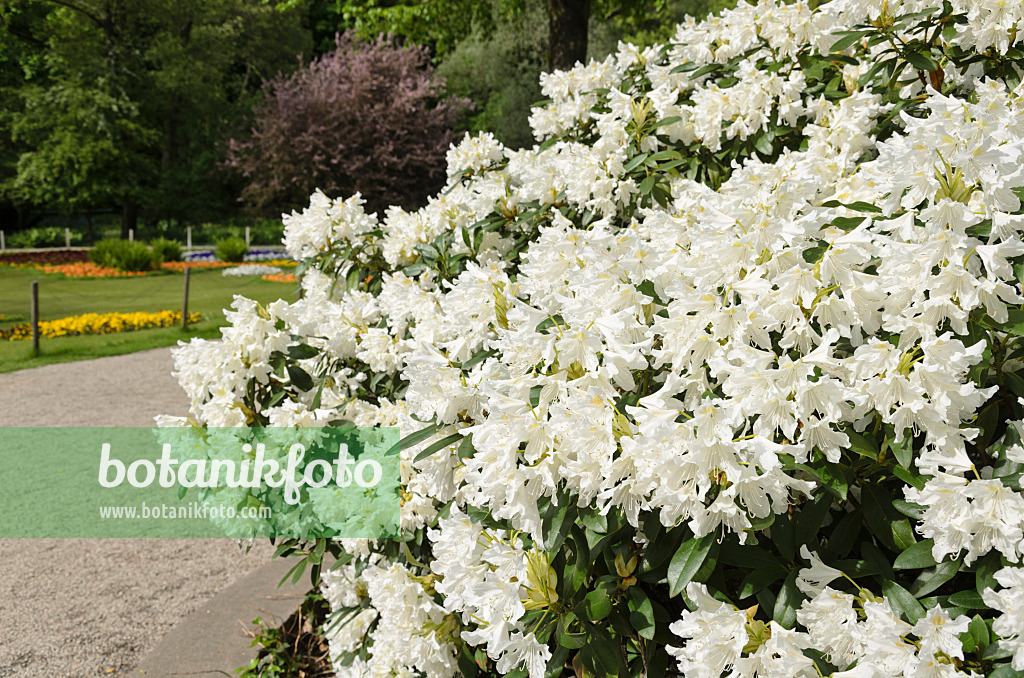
0 427 400 538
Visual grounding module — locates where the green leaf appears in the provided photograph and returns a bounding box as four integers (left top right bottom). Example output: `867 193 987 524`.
882 580 926 624
894 539 938 569
628 588 656 640
584 586 613 621
846 430 879 458
385 422 444 457
892 519 917 551
557 614 587 649
639 175 657 195
623 153 650 173
772 570 801 630
287 343 319 360
738 565 787 599
413 432 463 463
668 535 714 597
976 551 1003 595
890 431 913 469
910 560 961 597
905 50 937 71
983 641 1015 660
949 590 986 608
969 614 990 651
286 364 314 391
829 31 869 52
893 464 927 490
821 199 883 213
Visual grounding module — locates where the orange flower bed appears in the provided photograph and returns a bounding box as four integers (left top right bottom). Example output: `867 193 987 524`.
161 260 233 271
37 262 148 278
262 271 297 283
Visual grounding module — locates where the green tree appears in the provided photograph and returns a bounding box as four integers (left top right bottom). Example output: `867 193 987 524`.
0 0 309 236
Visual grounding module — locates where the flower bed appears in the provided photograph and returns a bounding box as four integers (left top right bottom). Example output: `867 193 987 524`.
260 271 297 283
163 1 1024 677
222 264 283 277
160 260 234 271
37 262 148 278
1 310 200 340
0 250 90 266
183 247 288 262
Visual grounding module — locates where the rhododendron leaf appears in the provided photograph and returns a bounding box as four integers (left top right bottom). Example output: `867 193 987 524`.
893 465 926 490
772 570 801 629
285 364 314 391
738 565 786 599
385 422 443 457
628 589 656 639
622 153 649 173
823 510 862 560
889 431 913 469
846 430 879 459
882 580 926 624
982 641 1015 661
287 343 319 360
910 559 961 597
948 590 986 608
829 31 871 52
412 432 462 463
584 586 613 621
894 539 938 569
892 499 925 520
987 664 1024 678
905 50 937 71
668 535 714 597
892 519 917 551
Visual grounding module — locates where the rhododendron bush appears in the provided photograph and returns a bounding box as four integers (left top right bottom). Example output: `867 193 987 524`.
165 0 1024 675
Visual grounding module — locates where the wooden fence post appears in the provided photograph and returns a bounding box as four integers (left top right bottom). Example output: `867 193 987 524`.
30 281 39 355
182 268 191 329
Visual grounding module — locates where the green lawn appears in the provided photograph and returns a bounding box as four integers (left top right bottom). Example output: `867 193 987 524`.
0 266 297 373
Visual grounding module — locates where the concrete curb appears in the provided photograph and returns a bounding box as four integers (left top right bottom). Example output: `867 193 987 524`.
134 556 310 677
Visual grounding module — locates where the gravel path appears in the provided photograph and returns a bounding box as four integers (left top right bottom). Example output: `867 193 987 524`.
0 347 273 677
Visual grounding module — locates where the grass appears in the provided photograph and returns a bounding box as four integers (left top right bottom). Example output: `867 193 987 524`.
0 265 297 373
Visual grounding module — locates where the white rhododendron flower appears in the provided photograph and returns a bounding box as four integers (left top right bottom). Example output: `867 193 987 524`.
166 0 1024 674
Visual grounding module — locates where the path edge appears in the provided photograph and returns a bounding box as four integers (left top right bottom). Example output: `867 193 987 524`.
133 555 310 677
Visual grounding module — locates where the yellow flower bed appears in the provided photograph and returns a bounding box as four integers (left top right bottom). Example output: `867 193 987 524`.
0 310 201 341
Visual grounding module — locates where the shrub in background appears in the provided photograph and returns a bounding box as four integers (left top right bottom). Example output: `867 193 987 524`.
90 238 158 271
149 237 183 263
112 241 158 272
226 34 471 216
88 239 129 269
214 236 247 263
8 227 83 248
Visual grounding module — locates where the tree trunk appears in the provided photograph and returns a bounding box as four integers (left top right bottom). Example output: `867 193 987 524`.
121 203 138 239
547 0 591 72
85 209 94 244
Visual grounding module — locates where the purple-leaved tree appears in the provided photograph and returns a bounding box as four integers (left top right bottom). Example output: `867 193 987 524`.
228 34 470 215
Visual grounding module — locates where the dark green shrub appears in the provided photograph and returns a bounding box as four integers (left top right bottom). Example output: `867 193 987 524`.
9 227 83 248
89 239 129 268
113 241 158 271
150 237 183 263
215 237 248 263
89 239 157 271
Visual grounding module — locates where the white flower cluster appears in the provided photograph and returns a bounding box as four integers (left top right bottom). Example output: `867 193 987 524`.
221 263 283 277
983 566 1024 670
166 0 1024 674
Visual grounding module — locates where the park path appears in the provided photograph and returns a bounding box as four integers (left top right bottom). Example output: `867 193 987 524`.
0 347 273 677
